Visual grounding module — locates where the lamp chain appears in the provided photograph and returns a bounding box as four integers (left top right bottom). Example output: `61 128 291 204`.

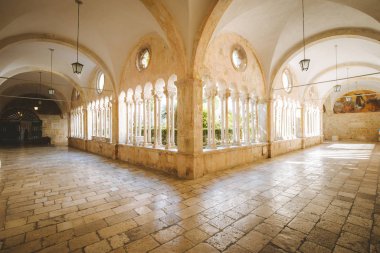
302 0 306 59
76 1 80 62
335 45 338 85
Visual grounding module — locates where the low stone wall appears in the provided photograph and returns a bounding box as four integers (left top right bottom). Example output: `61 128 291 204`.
270 136 322 157
270 139 302 157
68 138 86 150
68 138 116 159
304 136 323 148
69 138 320 179
201 144 269 174
118 145 178 176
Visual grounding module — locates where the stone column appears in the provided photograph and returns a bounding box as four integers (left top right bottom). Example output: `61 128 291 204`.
147 98 152 144
107 101 112 141
126 102 129 144
231 92 236 145
210 88 216 148
133 98 138 145
175 78 203 178
171 93 175 147
157 96 162 146
143 96 148 146
165 88 172 149
235 92 241 145
218 90 225 145
225 89 230 145
153 92 159 148
244 94 250 144
206 89 211 147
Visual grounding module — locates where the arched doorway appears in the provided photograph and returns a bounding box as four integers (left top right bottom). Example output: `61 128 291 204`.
0 108 43 145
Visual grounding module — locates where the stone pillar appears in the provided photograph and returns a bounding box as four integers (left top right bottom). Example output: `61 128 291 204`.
165 88 174 149
218 90 225 145
176 78 203 178
171 93 175 147
206 89 211 147
153 92 159 148
231 92 236 145
133 98 138 145
244 94 250 144
143 96 148 146
210 88 216 148
225 89 230 145
157 97 162 146
110 100 116 143
233 92 241 145
147 98 152 144
126 102 129 144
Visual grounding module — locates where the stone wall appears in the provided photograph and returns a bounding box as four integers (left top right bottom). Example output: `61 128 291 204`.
118 145 178 176
271 139 302 157
201 144 269 174
304 136 323 148
68 138 116 159
323 112 380 142
270 136 322 157
69 138 321 178
39 114 68 145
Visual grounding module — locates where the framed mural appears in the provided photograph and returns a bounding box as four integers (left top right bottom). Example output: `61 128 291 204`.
333 90 380 113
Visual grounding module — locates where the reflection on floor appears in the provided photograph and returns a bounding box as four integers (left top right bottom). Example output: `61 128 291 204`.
0 142 379 253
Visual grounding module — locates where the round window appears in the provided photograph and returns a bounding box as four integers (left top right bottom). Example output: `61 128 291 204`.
97 72 105 94
231 45 247 71
282 69 292 93
136 47 151 71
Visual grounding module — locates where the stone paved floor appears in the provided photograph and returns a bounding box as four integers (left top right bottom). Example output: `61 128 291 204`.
0 142 379 253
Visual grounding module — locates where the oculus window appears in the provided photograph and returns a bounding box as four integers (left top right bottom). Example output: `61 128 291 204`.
97 72 105 94
231 45 247 71
282 69 292 93
136 47 151 71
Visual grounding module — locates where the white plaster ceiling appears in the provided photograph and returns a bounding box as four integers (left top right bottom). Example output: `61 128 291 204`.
214 0 380 88
0 41 95 89
162 0 217 63
287 37 380 103
0 72 70 113
0 0 166 90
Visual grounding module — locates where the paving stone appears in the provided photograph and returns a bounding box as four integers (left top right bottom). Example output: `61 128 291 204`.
236 230 271 252
271 227 305 252
124 235 159 253
300 240 331 253
288 217 315 234
84 240 112 253
206 226 244 251
231 214 264 232
184 228 209 244
336 231 369 253
185 243 219 253
307 227 339 250
150 236 193 253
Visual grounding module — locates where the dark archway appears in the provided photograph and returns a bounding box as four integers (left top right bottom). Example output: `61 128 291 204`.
0 108 42 145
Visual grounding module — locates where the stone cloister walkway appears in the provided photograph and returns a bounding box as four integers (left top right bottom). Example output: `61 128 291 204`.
0 142 379 253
